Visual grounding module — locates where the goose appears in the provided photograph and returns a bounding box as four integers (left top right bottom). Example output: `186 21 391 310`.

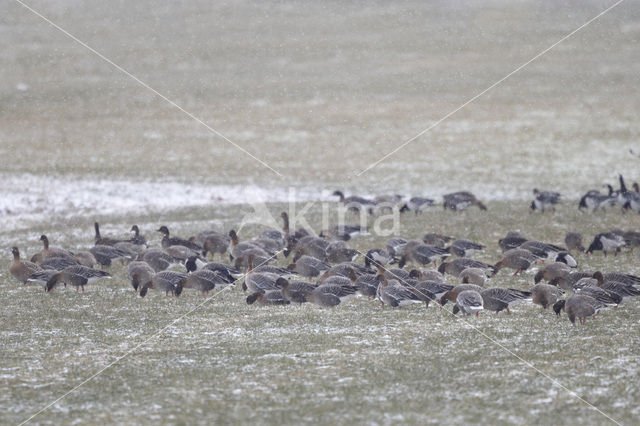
554 252 577 268
590 271 640 301
89 244 134 267
548 272 593 292
458 267 488 286
534 262 571 284
574 286 622 306
438 258 494 277
382 268 411 282
408 280 454 308
553 294 604 325
446 239 484 257
142 248 183 272
74 250 97 268
129 225 147 247
26 269 59 287
244 256 279 293
619 230 640 251
386 237 408 258
325 241 359 263
228 229 267 261
323 225 367 241
452 290 484 316
585 232 625 256
10 247 41 284
30 235 75 263
127 261 156 292
376 275 422 309
185 257 239 282
289 236 330 261
530 188 561 213
198 231 231 259
157 226 202 251
373 194 403 213
94 222 126 246
399 197 435 214
618 175 640 212
164 245 202 264
305 289 341 307
41 256 80 271
319 263 363 281
498 231 528 252
280 212 310 241
479 287 531 314
287 255 331 278
439 284 484 306
233 248 274 270
45 265 111 292
332 190 375 215
518 240 566 260
114 241 146 257
602 272 640 287
422 233 454 248
246 290 290 305
492 249 537 276
312 282 358 304
251 236 283 255
578 189 616 212
183 269 230 295
139 271 187 297
398 241 450 268
564 232 585 253
531 283 563 309
364 248 393 268
443 191 487 211
409 269 446 283
274 277 316 303
355 274 379 299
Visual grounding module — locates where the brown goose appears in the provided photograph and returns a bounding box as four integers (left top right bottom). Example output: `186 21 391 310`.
127 261 156 292
564 232 585 253
443 191 487 211
553 294 604 325
458 267 488 286
531 283 563 309
45 265 111 292
533 262 571 284
452 290 484 316
157 226 202 251
492 249 537 276
10 247 41 284
30 235 75 263
94 222 126 246
246 290 291 305
439 284 484 306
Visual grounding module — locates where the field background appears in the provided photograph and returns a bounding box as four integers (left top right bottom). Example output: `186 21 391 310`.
1 0 640 424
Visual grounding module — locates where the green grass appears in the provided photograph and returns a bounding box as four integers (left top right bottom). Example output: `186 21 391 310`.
2 201 640 425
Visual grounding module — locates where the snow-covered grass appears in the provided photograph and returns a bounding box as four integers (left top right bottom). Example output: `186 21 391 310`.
2 201 640 424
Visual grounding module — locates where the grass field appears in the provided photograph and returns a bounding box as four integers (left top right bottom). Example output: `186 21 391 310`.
2 201 640 425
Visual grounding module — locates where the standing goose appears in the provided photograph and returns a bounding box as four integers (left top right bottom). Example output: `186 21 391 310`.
438 258 494 277
590 271 640 301
533 262 571 284
74 250 97 268
89 244 135 267
452 290 484 316
142 248 183 272
45 265 111 292
386 237 408 259
274 277 316 303
479 287 531 314
228 229 267 261
364 248 393 268
41 256 80 271
586 232 626 256
443 191 487 211
157 226 202 251
458 268 488 286
492 249 537 276
287 255 331 278
198 231 230 259
332 190 375 215
139 271 187 297
30 235 75 263
422 233 454 248
498 231 528 252
355 273 380 299
553 294 604 325
280 212 310 241
376 275 422 309
94 222 126 246
129 225 147 247
246 290 290 305
183 269 230 295
398 241 450 268
10 247 41 284
290 236 330 261
439 284 484 307
531 283 564 309
399 197 435 214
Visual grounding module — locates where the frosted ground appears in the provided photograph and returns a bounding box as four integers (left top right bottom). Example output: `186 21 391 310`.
1 0 640 424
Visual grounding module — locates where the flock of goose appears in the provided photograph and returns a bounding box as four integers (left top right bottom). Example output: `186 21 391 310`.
8 184 640 325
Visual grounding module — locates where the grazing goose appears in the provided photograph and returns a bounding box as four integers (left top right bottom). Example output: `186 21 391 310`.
183 269 230 295
518 240 566 261
355 274 379 299
26 269 59 287
590 271 640 301
325 241 359 263
408 280 454 308
382 267 411 282
530 189 561 213
531 283 564 309
422 233 454 248
157 226 202 251
311 281 358 305
306 289 341 307
127 261 156 292
244 257 279 293
534 262 571 284
30 235 75 263
129 225 147 247
585 232 625 256
332 190 375 215
228 230 267 261
443 191 487 211
280 212 310 241
185 257 239 283
553 294 604 325
398 241 450 268
376 275 422 309
114 241 146 257
90 244 134 267
458 267 488 286
198 231 231 259
548 271 593 292
94 222 125 246
498 231 528 252
74 250 97 268
274 277 316 303
233 248 274 270
446 239 484 257
564 232 585 253
439 284 484 306
10 247 41 284
290 236 330 261
287 255 331 278
409 269 445 283
438 258 494 277
364 248 393 268
139 271 187 297
164 245 202 264
575 286 622 306
578 189 616 212
142 248 183 272
480 287 531 314
554 252 577 268
492 249 537 276
452 290 484 316
602 272 640 287
41 256 80 271
45 265 111 292
386 237 408 258
246 290 290 305
323 225 367 241
399 197 435 214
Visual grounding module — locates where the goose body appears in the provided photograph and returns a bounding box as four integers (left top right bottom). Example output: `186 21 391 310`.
564 232 585 253
45 265 111 292
586 233 625 256
10 247 41 284
531 283 563 309
438 258 494 277
246 290 290 305
453 290 484 316
443 191 487 211
127 261 156 291
142 248 182 272
447 239 484 257
157 226 202 251
399 197 435 214
480 287 531 314
530 189 561 212
287 255 331 278
139 271 187 297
